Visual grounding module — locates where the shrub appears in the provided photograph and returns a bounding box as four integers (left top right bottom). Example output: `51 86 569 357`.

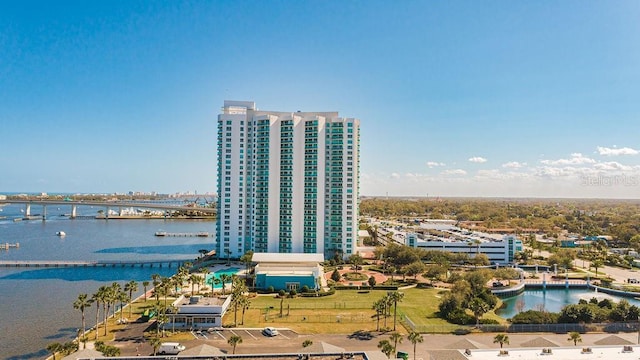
289 289 297 297
278 289 286 297
301 285 310 293
510 310 559 324
267 286 275 293
331 269 341 282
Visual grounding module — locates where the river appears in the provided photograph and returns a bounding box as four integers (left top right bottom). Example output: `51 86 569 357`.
0 203 215 359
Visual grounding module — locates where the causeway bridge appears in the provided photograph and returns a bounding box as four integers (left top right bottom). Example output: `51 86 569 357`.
0 259 188 268
0 199 216 220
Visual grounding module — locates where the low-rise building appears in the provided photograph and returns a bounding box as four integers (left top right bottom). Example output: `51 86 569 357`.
252 253 324 292
165 294 232 329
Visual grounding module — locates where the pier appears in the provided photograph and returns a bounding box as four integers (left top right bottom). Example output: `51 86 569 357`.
154 231 213 237
0 243 20 250
0 259 187 268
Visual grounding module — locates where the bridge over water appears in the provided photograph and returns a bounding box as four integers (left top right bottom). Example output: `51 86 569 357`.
0 199 216 220
0 259 188 268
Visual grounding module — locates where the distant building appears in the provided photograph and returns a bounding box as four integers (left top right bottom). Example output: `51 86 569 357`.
252 252 324 292
405 224 522 264
216 100 360 260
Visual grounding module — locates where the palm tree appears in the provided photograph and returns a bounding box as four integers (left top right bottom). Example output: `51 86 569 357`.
151 274 162 303
117 289 128 323
378 339 394 359
124 280 138 319
372 299 386 331
231 277 248 326
240 250 254 278
389 332 403 355
387 291 404 331
189 274 200 295
207 275 221 293
91 287 106 340
47 342 63 360
142 281 150 302
228 334 243 354
407 332 423 360
159 277 172 310
220 273 232 295
493 334 509 348
240 295 251 325
149 336 161 355
73 293 92 349
568 331 582 346
102 285 117 336
591 258 604 278
469 297 491 327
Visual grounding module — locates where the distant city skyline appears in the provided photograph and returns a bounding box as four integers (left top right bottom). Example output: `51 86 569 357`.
1 1 639 198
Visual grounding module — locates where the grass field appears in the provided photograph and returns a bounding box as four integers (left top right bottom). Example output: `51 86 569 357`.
85 287 506 341
222 287 506 334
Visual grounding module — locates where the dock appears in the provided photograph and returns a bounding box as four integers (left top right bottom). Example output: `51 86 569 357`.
154 231 213 237
0 259 188 268
1 243 20 250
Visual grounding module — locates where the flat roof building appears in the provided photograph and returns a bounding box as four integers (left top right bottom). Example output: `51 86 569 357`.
401 223 523 264
252 252 325 291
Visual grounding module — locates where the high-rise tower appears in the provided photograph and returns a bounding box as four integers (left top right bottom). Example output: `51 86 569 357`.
216 100 360 260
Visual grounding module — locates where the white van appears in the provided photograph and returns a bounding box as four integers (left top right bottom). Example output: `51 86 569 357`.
159 342 186 355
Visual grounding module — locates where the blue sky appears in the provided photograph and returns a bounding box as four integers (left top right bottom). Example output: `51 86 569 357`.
1 1 640 198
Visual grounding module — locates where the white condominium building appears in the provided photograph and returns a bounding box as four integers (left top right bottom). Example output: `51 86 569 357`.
216 100 360 260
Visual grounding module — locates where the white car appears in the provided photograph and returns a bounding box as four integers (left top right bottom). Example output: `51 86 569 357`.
159 342 186 355
262 327 279 337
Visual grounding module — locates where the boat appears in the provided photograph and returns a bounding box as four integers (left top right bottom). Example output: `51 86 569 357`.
56 231 66 237
155 231 167 237
197 232 209 237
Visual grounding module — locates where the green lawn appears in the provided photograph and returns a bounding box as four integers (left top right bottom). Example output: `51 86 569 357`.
223 287 506 334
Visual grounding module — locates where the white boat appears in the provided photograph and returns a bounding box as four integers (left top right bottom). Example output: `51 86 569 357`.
56 231 66 237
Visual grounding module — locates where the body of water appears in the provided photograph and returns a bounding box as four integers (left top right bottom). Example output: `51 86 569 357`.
0 203 216 359
497 288 640 318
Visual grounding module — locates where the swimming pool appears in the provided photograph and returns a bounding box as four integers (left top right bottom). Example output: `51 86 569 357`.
205 267 240 289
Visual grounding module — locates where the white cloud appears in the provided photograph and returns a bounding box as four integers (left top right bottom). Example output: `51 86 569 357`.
502 161 526 169
540 153 596 166
468 156 488 163
441 169 467 176
390 173 401 179
426 161 446 168
593 161 633 171
597 146 639 156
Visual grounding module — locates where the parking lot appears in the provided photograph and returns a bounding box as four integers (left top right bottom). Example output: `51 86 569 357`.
195 328 298 342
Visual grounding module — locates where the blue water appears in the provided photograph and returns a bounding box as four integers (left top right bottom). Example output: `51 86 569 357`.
497 288 640 319
0 203 216 359
205 267 240 289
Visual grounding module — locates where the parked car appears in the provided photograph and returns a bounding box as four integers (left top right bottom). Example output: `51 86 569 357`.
262 327 279 337
492 281 504 287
